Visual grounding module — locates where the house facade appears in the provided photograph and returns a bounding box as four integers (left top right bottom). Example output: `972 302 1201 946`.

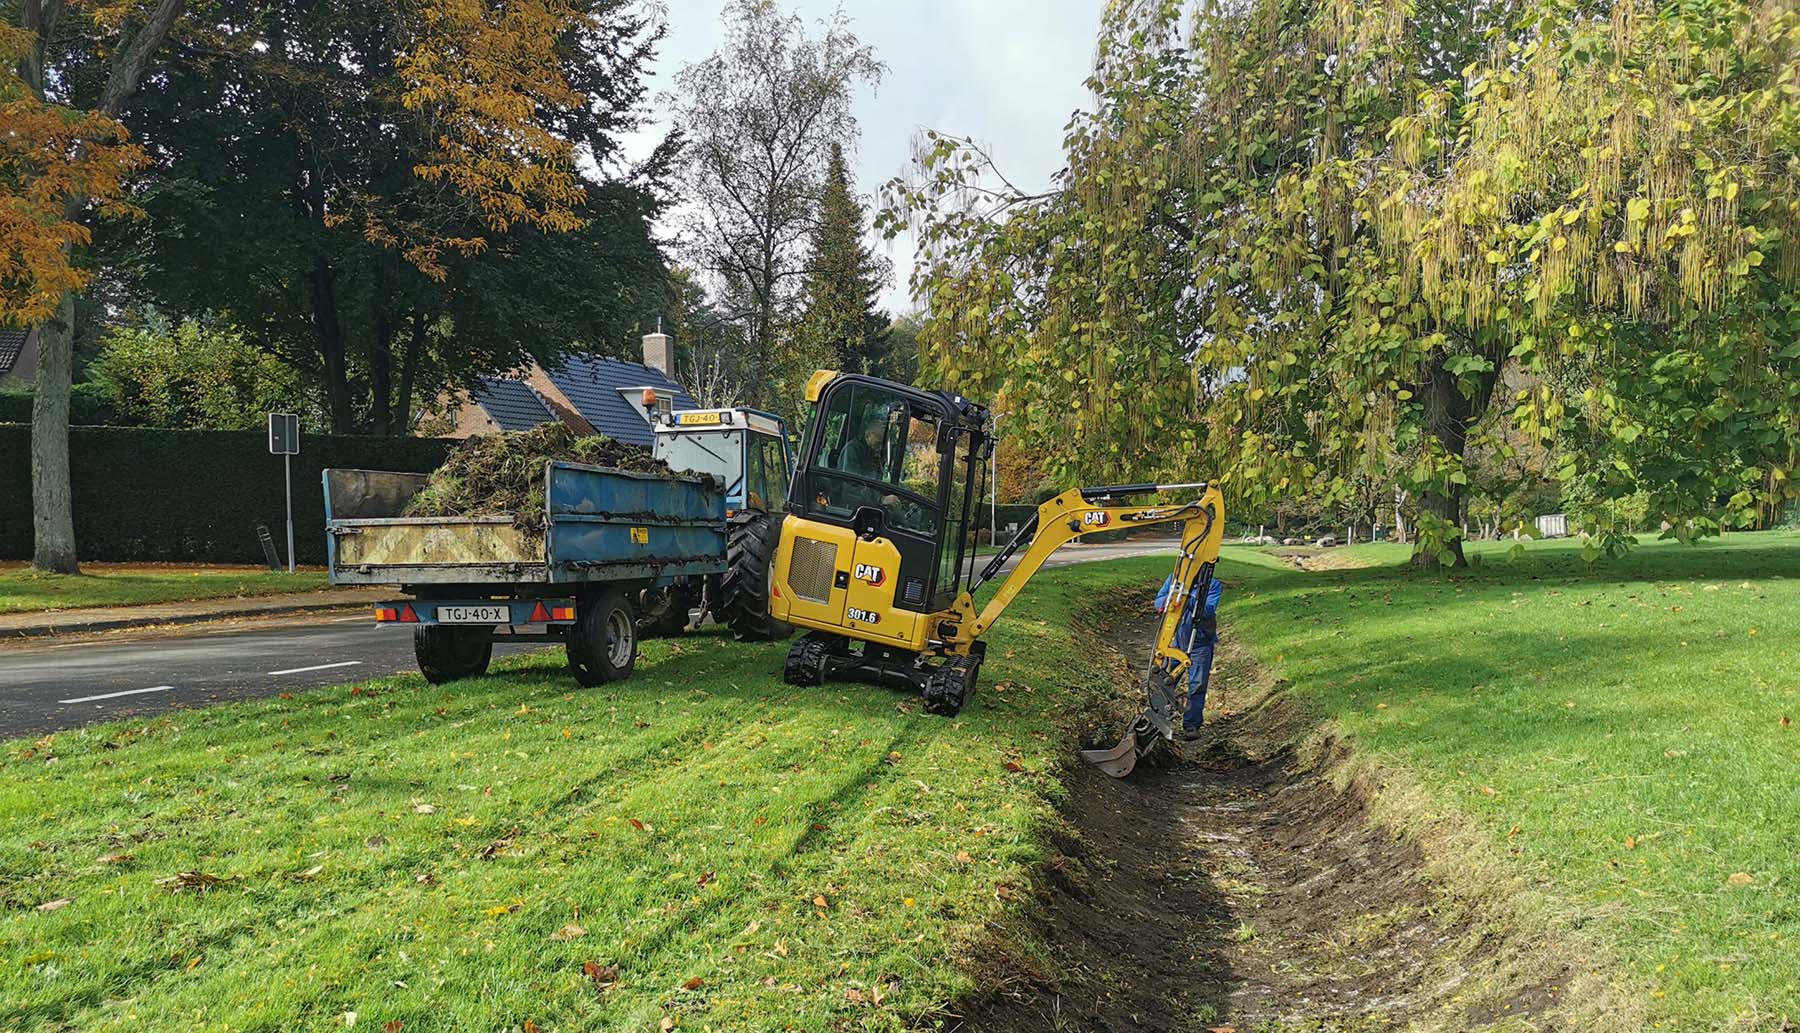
0 328 37 388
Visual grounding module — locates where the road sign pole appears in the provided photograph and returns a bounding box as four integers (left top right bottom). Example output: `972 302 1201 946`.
284 452 295 574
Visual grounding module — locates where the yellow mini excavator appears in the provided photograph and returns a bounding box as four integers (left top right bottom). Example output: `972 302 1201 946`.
765 370 1225 776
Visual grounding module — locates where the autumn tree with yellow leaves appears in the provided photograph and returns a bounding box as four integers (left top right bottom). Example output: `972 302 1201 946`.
4 0 185 573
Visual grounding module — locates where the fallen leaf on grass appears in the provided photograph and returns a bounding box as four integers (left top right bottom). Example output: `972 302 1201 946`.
523 1021 538 1033
157 871 228 894
365 836 389 851
1002 760 1025 773
484 901 523 917
660 1018 675 1032
1783 716 1792 728
414 873 437 885
681 976 703 990
696 871 715 888
627 818 647 832
752 816 767 827
1727 872 1755 887
383 1022 402 1033
582 960 619 991
994 884 1014 901
1208 1027 1238 1033
955 851 972 864
845 987 866 1004
1624 836 1637 851
98 852 134 864
286 864 325 883
36 898 71 912
412 803 437 815
1478 786 1498 797
549 922 587 941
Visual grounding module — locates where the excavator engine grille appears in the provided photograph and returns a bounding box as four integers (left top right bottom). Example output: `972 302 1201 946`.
787 537 839 603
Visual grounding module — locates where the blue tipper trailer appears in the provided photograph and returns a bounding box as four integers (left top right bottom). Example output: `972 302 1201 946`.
322 461 727 686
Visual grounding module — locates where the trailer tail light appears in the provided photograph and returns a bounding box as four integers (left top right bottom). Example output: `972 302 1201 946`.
375 607 399 622
399 604 419 623
529 601 551 623
550 606 575 621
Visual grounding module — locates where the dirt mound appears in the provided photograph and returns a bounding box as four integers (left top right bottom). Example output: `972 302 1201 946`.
403 424 671 538
948 596 1576 1032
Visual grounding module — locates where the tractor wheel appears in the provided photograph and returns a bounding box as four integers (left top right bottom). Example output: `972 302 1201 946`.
716 510 791 641
414 626 494 685
567 590 637 687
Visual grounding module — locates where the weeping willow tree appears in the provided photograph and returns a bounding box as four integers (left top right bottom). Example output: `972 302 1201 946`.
887 0 1800 564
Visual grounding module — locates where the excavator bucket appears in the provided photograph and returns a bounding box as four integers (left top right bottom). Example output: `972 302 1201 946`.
1079 727 1143 778
1081 712 1164 778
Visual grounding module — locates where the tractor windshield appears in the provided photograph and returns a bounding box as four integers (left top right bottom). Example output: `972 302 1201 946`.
807 383 941 535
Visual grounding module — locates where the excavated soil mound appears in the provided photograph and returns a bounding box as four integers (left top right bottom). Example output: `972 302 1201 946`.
948 595 1570 1033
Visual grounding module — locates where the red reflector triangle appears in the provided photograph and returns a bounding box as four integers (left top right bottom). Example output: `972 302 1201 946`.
529 602 551 623
400 604 418 623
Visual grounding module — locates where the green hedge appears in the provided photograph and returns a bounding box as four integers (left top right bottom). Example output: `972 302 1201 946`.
0 425 450 564
0 384 131 427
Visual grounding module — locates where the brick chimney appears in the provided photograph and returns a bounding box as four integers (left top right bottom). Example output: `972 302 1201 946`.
641 328 673 377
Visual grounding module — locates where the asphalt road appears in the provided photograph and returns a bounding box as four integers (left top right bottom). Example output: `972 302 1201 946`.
0 541 1175 739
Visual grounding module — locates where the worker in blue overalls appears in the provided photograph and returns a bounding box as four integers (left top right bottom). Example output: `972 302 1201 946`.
1155 570 1223 740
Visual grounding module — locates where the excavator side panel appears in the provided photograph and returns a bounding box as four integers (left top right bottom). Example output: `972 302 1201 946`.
768 515 932 651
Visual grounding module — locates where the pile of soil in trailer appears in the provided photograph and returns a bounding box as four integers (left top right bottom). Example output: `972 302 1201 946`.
948 598 1573 1033
403 424 674 538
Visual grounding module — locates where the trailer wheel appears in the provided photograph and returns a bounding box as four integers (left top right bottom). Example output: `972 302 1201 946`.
414 626 494 684
716 510 791 641
568 590 637 686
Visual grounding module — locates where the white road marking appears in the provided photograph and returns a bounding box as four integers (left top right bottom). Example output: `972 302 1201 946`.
267 661 363 676
59 686 174 704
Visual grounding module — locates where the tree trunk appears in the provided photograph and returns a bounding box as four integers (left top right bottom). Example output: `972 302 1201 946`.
30 293 80 574
1410 351 1496 569
311 257 355 433
395 313 425 434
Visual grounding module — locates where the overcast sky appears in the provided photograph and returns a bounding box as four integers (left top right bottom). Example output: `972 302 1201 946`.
618 1 1103 313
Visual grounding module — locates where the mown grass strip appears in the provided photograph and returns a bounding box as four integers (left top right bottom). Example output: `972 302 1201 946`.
0 566 330 614
2 563 1140 1032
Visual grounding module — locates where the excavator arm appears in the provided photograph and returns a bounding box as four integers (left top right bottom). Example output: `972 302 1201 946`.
948 482 1226 777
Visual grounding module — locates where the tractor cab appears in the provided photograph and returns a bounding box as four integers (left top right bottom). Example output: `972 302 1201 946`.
648 404 794 515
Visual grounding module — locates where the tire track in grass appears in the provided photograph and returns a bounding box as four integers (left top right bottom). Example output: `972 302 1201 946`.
360 713 926 1032
10 655 785 1030
54 684 827 1030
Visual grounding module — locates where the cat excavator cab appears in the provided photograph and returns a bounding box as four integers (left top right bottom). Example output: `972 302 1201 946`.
767 370 1225 776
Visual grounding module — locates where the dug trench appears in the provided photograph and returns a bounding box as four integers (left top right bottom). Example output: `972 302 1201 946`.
946 586 1585 1033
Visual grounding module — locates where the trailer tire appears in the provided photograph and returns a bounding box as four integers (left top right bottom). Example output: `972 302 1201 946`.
568 590 637 686
414 626 494 684
716 510 791 641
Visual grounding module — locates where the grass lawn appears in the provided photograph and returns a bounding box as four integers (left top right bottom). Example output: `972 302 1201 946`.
1 562 1141 1032
0 566 330 615
1220 531 1800 1031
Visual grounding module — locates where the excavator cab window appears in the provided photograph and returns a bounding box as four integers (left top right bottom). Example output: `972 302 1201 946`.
806 382 944 537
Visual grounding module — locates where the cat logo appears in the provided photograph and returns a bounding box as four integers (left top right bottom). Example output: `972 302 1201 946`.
1082 511 1111 528
847 606 882 624
853 563 886 586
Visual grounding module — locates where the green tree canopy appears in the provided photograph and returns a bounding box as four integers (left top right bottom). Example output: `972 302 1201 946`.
107 0 670 434
887 0 1800 564
789 143 893 412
